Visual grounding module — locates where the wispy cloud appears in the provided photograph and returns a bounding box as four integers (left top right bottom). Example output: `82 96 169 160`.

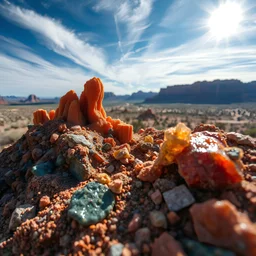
94 0 154 54
0 1 111 78
0 36 127 96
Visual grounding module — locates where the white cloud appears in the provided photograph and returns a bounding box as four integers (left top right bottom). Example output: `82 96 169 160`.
0 36 128 97
94 0 154 53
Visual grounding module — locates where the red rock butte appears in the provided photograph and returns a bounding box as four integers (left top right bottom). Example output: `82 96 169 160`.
33 77 133 143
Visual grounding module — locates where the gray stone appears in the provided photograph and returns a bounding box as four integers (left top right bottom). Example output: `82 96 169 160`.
108 243 124 256
66 134 92 148
135 227 151 247
106 165 115 174
149 211 167 229
9 204 36 231
227 132 256 147
68 182 115 226
163 185 195 211
153 178 176 193
69 157 92 181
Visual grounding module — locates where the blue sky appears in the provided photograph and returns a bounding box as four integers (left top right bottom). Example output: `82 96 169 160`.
0 0 256 97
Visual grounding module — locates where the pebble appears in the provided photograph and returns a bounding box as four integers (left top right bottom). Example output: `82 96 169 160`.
32 148 43 161
68 182 115 226
135 228 151 248
151 232 186 256
227 132 256 147
128 214 141 232
96 173 111 185
113 147 130 160
70 125 81 131
108 243 124 256
150 189 163 205
180 238 235 256
135 181 143 188
9 204 36 231
149 211 167 229
167 211 180 225
102 143 112 152
69 158 92 181
66 134 92 148
163 185 195 211
50 133 59 144
153 178 176 193
109 179 123 194
31 161 55 176
39 196 51 209
106 165 115 174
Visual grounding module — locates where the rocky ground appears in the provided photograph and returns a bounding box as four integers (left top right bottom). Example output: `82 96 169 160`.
0 119 256 255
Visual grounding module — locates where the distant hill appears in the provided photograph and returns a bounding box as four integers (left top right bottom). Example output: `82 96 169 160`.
144 79 256 104
0 96 7 105
104 92 129 101
127 90 157 101
22 94 40 103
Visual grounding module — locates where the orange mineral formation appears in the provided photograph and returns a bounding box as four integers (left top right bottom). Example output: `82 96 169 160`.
33 109 50 125
190 199 256 255
138 123 243 188
32 77 133 143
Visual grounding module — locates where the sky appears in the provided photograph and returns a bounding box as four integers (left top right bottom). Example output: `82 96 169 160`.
0 0 256 97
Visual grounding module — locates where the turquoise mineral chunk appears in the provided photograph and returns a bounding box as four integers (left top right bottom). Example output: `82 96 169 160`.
31 161 54 176
68 182 115 226
56 154 65 167
180 238 235 256
66 134 92 148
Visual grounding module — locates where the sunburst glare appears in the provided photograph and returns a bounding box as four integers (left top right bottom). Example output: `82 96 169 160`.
208 1 243 41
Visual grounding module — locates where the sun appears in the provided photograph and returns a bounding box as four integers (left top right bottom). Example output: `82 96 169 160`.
208 2 243 41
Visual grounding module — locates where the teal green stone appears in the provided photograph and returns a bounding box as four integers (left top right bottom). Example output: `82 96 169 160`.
68 182 115 226
180 239 235 256
31 162 54 176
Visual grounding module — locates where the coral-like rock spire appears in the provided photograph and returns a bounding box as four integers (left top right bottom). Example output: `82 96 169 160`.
32 77 133 143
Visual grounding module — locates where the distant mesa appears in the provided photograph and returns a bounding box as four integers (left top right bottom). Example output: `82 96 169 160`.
22 94 40 103
137 108 156 121
127 90 157 101
144 79 256 104
0 96 7 105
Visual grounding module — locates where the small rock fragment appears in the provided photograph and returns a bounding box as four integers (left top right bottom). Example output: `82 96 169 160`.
102 143 112 152
32 148 43 161
39 196 51 209
108 243 124 256
106 165 115 174
109 179 123 194
167 211 180 225
163 185 195 211
31 161 54 176
227 132 256 147
180 238 235 256
135 228 151 248
68 182 115 226
144 135 154 143
50 133 59 144
128 214 142 232
150 189 163 205
190 199 256 256
66 134 92 148
96 173 111 185
149 211 167 229
153 178 176 193
69 158 92 181
113 147 130 160
9 204 36 231
151 232 186 256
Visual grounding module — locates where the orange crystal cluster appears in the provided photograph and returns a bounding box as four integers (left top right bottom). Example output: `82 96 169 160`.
33 77 133 143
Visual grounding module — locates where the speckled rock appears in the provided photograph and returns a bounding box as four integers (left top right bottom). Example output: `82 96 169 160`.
135 227 151 247
108 243 124 256
69 158 93 181
163 185 195 211
149 211 167 229
9 204 36 231
66 134 92 148
31 161 54 176
68 182 115 226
